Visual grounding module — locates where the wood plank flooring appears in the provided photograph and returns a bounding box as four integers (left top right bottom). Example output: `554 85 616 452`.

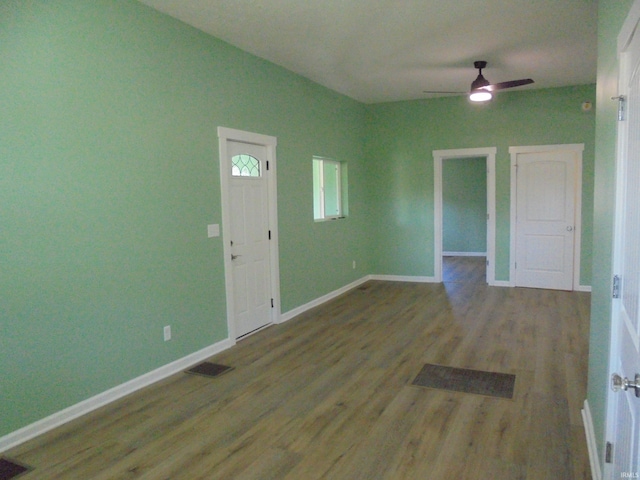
5 257 592 479
443 255 486 284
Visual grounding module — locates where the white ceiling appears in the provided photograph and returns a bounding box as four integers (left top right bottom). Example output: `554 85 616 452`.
138 0 598 104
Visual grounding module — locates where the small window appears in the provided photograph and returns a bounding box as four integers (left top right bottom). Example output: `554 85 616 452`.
313 157 347 220
231 154 261 177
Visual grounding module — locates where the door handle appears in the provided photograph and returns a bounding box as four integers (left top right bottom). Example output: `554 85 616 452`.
231 254 242 260
611 373 640 398
566 226 574 232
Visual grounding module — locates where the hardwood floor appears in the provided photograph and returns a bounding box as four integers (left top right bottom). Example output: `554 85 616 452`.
5 260 592 479
443 255 486 284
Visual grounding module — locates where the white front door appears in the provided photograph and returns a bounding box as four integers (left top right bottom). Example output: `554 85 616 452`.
606 4 640 476
228 140 272 337
511 145 582 290
218 128 280 340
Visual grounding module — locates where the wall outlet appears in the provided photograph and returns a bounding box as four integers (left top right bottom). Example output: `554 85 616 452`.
352 260 356 269
163 325 171 342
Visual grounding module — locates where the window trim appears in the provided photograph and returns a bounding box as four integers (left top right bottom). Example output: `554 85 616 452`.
313 156 346 221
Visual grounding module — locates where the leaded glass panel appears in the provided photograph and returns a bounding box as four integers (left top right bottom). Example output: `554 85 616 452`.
231 154 261 177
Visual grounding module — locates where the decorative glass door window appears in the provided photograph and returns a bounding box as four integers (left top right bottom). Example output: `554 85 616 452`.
231 154 261 177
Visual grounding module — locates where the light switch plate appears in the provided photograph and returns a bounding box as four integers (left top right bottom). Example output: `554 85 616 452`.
207 224 220 238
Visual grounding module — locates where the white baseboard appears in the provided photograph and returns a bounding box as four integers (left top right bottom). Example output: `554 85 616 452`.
279 276 371 323
443 252 487 257
368 274 437 283
0 338 235 453
279 274 439 324
487 280 591 291
582 399 602 480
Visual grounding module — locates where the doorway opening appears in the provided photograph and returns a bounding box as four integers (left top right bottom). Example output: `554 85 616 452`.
433 147 497 285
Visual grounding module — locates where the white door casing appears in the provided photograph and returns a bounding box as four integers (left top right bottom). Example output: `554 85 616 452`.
433 147 497 285
605 2 640 477
509 144 584 291
218 127 280 340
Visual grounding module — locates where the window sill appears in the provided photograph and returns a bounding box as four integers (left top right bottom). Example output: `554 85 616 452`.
314 216 347 222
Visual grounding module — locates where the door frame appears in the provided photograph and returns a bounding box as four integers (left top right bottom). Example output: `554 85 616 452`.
217 127 281 341
509 144 585 290
433 147 497 285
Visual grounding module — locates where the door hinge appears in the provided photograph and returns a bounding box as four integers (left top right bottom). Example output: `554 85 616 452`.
271 298 274 308
613 95 626 121
605 441 613 464
613 275 621 299
266 160 270 171
268 230 271 240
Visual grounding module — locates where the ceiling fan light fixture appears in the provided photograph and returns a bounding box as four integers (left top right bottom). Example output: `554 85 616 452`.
469 90 492 102
470 74 490 91
469 64 491 101
423 61 532 103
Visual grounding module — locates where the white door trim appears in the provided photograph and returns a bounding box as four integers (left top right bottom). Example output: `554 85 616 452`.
217 127 281 341
509 143 584 289
433 147 497 285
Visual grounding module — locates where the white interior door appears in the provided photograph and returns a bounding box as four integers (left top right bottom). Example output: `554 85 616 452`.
606 4 640 476
512 147 580 290
218 127 279 340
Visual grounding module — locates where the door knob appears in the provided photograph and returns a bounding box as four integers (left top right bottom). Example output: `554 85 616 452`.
611 373 640 398
566 226 574 232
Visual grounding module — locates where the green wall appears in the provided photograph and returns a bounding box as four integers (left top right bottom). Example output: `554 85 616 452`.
365 85 596 283
588 0 636 473
443 157 487 253
0 0 370 437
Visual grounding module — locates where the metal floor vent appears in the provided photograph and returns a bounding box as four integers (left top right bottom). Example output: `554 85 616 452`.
185 362 234 378
0 457 31 480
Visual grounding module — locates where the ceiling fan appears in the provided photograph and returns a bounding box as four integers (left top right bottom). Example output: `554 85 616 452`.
424 61 534 102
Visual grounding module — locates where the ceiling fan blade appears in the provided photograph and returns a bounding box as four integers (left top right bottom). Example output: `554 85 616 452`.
485 78 534 92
